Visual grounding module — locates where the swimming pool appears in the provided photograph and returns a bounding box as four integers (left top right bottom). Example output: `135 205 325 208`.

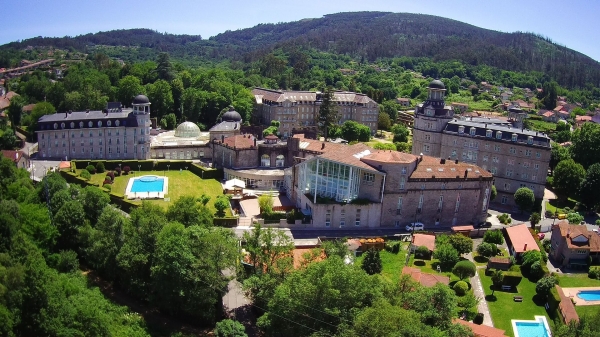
512 316 551 337
577 290 600 301
130 176 165 193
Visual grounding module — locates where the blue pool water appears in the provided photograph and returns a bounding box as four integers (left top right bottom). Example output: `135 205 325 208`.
131 177 164 193
514 322 549 337
577 290 600 301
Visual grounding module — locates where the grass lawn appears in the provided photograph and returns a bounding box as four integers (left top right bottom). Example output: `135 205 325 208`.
473 249 509 266
355 242 409 283
575 305 600 317
546 198 578 215
525 119 557 133
557 274 600 288
480 271 554 337
82 170 230 216
76 169 107 186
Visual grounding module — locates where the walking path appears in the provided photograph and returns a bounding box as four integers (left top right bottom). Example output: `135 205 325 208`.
465 253 494 327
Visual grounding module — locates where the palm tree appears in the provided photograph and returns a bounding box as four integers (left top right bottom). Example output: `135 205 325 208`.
491 270 504 296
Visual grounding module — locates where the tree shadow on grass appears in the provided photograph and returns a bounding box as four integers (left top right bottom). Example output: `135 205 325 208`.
485 294 497 302
413 260 426 267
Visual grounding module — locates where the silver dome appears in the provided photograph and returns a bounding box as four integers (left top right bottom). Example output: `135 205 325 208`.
174 121 201 138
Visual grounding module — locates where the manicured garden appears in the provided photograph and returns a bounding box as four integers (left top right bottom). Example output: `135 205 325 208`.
480 270 554 337
355 242 410 283
557 274 600 288
545 198 578 215
76 168 230 215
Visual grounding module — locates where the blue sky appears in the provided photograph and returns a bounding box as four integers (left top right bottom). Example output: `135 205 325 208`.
3 0 599 62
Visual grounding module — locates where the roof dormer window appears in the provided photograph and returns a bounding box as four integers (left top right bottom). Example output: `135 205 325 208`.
496 131 502 139
527 136 533 145
459 126 465 134
512 134 517 142
470 127 476 136
486 129 492 138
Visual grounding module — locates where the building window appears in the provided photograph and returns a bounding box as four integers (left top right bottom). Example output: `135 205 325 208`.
482 188 489 211
423 144 430 153
418 195 424 213
534 163 539 170
355 209 361 227
455 194 460 213
536 152 541 158
510 147 516 154
486 130 492 138
98 121 102 127
494 145 500 152
261 154 270 167
425 134 431 141
451 150 457 158
401 167 407 174
511 134 517 142
459 126 465 134
528 136 533 144
276 155 285 167
399 176 405 190
576 250 587 255
508 159 515 165
523 162 530 168
492 156 499 163
501 195 508 204
325 210 331 227
504 183 511 191
525 150 531 157
532 175 537 181
506 169 513 177
396 197 403 215
437 195 443 212
496 131 502 139
363 172 375 183
491 167 497 174
470 127 476 136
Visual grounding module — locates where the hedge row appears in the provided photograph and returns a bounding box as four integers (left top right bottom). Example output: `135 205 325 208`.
547 286 561 312
71 160 223 180
214 217 239 228
108 193 139 213
189 163 223 180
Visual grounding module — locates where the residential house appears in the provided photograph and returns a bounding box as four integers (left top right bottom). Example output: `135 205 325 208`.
541 111 557 122
1 150 29 169
401 266 450 287
550 221 600 268
410 233 436 253
575 115 592 128
396 97 411 107
504 224 539 258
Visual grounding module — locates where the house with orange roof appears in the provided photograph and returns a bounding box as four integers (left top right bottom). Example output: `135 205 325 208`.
504 224 539 258
411 233 436 253
550 221 600 268
1 150 29 169
402 266 449 287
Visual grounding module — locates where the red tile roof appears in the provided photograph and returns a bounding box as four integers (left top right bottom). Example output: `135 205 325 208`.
362 150 417 164
220 134 256 149
542 111 554 118
410 156 492 180
412 233 436 251
402 267 449 287
0 150 25 163
452 225 474 232
556 285 580 323
453 319 508 337
505 224 539 253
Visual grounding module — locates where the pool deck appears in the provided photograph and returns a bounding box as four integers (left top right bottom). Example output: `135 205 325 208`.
125 175 169 200
561 287 600 306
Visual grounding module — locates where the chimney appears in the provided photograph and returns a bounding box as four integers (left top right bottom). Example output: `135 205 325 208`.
440 158 445 164
86 109 89 114
464 170 468 178
455 159 459 164
65 111 68 118
321 142 325 150
221 135 225 143
524 243 528 251
254 138 257 147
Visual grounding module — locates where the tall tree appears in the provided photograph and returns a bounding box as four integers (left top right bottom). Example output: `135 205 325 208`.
155 52 174 81
317 87 338 139
165 196 213 227
514 187 535 213
7 95 25 127
550 143 571 175
361 248 383 275
553 159 586 200
571 122 600 169
146 80 173 119
28 102 56 140
117 75 145 107
579 163 600 210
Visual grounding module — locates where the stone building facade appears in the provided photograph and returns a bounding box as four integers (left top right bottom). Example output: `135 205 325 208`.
285 136 493 229
412 80 551 206
36 96 152 160
251 88 379 138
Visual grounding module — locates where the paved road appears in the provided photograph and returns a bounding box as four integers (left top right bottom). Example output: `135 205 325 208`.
29 159 62 181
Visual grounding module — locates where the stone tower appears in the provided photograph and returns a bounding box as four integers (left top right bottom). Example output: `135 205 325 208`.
411 80 454 158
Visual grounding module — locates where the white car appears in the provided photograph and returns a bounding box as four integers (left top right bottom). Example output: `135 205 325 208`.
406 222 425 232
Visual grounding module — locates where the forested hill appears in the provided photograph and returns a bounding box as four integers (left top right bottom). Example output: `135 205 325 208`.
2 28 202 51
210 12 600 88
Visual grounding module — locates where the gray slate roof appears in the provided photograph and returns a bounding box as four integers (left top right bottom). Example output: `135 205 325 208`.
444 120 551 148
39 109 133 122
209 121 240 132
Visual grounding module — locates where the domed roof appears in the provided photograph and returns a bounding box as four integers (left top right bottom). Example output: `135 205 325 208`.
428 79 446 90
222 106 242 122
132 94 150 105
174 121 201 138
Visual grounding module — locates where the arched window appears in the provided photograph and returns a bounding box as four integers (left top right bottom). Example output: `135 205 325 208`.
276 155 285 167
261 154 270 167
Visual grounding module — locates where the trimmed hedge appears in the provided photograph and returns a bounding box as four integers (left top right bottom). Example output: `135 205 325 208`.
214 217 239 228
189 163 223 180
108 193 139 213
547 287 561 312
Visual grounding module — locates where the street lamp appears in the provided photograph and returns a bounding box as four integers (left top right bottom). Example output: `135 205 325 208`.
167 164 170 173
138 165 141 176
31 164 35 180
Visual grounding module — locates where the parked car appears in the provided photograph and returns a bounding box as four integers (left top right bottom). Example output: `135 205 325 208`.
406 222 425 232
476 221 492 229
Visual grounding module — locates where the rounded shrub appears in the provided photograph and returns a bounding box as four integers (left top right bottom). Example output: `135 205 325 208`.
103 184 112 191
86 165 96 174
473 313 484 325
453 280 469 296
80 170 91 180
95 161 105 173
